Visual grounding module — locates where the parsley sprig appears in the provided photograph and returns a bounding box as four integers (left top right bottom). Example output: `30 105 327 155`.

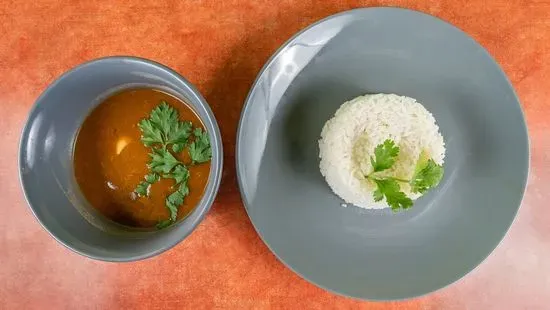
189 128 212 164
134 101 212 228
366 139 444 211
138 102 193 153
135 173 160 197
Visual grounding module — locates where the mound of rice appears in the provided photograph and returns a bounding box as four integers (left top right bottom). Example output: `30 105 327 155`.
319 94 445 209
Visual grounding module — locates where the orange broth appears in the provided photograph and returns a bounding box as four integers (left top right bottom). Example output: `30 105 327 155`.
73 88 210 228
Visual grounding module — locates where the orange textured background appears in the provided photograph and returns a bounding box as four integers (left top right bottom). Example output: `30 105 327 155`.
1 1 549 309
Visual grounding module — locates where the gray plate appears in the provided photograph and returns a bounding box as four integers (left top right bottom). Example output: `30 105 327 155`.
236 8 528 300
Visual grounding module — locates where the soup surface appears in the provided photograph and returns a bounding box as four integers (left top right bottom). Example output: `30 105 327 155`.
73 88 210 228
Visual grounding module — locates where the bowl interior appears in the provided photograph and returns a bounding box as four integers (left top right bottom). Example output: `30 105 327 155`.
20 57 222 261
237 8 528 300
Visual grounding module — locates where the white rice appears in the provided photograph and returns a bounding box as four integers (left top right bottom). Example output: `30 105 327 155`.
319 94 445 209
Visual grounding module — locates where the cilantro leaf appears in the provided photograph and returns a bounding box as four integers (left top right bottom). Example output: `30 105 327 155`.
148 148 182 174
370 139 399 172
144 173 159 183
367 140 444 212
135 181 149 197
134 101 212 228
189 128 212 164
410 159 444 194
172 143 185 154
166 201 179 222
373 179 413 211
167 121 192 153
150 101 179 139
165 183 189 221
373 187 384 202
138 119 163 147
178 182 189 196
137 102 192 152
156 219 173 229
167 190 184 208
164 164 189 184
134 173 159 197
387 190 413 212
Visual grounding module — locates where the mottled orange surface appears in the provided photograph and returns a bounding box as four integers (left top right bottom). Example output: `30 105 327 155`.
1 1 549 309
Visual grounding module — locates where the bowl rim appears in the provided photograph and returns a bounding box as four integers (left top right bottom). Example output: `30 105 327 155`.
235 7 530 300
18 55 223 262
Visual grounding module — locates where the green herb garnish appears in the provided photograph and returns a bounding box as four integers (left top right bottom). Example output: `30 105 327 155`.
163 164 190 185
148 148 183 174
410 159 444 194
138 101 192 151
156 219 173 230
135 173 159 197
134 101 211 229
372 178 414 210
366 139 444 211
370 139 400 172
189 128 212 164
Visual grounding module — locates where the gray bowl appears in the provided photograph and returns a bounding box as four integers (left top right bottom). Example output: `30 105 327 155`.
19 56 223 262
237 8 529 300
